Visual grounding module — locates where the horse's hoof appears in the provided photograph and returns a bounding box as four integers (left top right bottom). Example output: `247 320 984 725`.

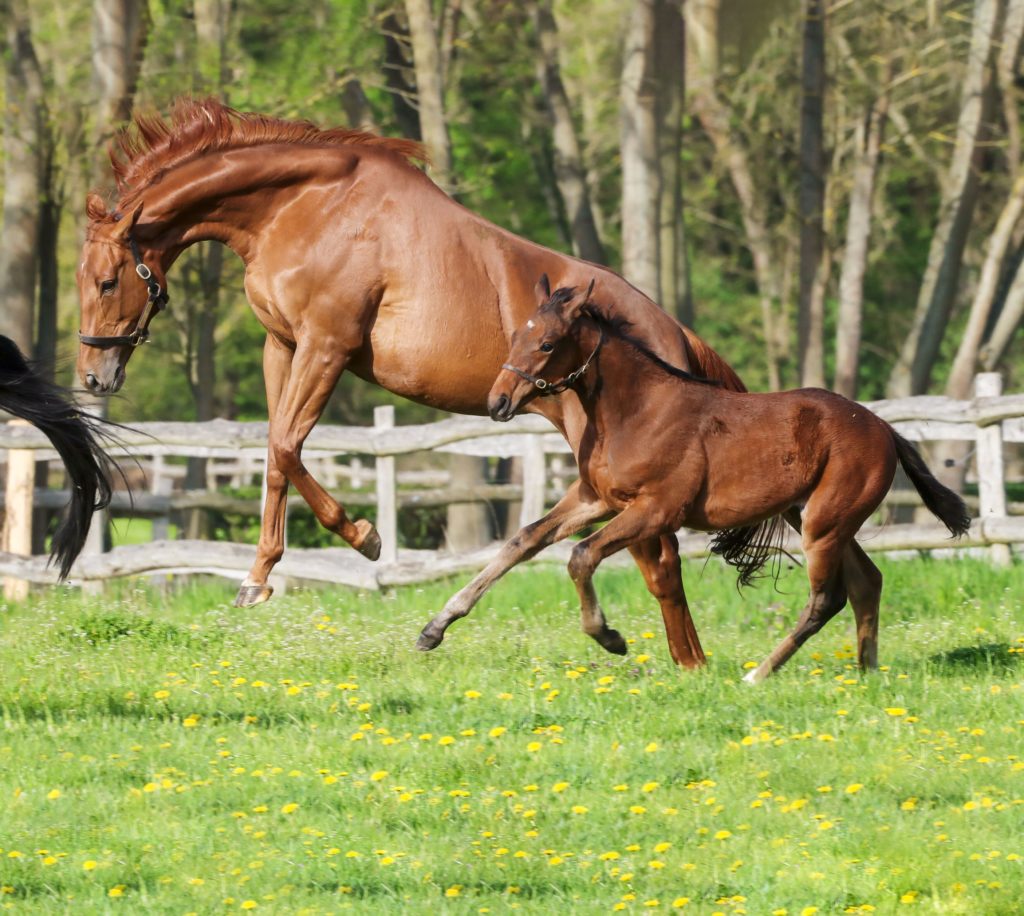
234 583 273 608
742 667 767 686
415 628 443 651
354 520 382 561
600 629 628 656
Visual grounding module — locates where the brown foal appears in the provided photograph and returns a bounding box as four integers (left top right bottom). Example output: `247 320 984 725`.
427 280 970 681
76 99 740 661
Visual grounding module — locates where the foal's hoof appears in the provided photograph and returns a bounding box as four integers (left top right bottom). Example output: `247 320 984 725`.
354 520 382 561
234 583 273 608
599 629 629 656
415 627 443 651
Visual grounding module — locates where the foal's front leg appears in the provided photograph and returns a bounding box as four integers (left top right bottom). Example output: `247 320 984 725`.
416 480 611 649
567 500 671 655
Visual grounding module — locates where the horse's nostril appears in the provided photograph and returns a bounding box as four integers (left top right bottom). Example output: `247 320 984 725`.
490 394 510 420
85 372 99 391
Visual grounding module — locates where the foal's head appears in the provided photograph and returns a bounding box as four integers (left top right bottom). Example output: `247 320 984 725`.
488 274 596 421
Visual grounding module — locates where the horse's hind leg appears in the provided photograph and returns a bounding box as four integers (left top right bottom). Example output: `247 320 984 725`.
417 480 611 649
843 543 883 670
743 537 848 684
628 534 706 669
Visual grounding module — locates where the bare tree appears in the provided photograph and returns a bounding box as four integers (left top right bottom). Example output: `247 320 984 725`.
887 0 1000 396
0 0 46 353
533 0 606 264
797 0 826 387
620 0 660 300
404 0 453 191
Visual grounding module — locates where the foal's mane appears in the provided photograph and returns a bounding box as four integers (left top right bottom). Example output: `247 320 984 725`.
578 302 721 388
91 98 427 219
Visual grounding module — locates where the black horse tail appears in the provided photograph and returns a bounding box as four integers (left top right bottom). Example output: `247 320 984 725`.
0 336 115 579
892 431 971 537
709 515 789 588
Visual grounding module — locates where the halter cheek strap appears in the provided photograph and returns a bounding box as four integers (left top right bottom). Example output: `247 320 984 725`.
502 329 604 396
78 236 169 349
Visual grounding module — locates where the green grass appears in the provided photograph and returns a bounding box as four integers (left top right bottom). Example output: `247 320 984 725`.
0 557 1021 914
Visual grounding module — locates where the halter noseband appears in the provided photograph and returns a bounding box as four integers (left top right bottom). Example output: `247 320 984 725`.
78 236 169 349
502 328 604 396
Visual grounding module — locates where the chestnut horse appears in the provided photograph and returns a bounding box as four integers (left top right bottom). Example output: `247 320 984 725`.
453 280 970 680
1 336 114 578
76 98 753 663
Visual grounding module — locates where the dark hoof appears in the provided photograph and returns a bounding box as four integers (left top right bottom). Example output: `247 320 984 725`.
600 629 628 656
355 521 382 561
234 583 273 608
416 627 443 651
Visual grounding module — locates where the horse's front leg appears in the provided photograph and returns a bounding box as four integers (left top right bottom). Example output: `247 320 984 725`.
416 480 611 649
236 335 294 607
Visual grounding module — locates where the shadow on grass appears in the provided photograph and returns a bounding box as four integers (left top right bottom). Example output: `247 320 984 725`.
928 642 1020 673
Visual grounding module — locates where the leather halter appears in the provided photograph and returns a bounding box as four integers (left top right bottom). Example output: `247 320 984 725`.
78 236 169 349
501 329 604 396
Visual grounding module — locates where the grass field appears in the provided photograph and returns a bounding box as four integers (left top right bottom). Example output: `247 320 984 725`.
0 556 1021 914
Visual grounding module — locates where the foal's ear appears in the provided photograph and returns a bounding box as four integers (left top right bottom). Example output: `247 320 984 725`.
567 278 596 319
536 273 552 303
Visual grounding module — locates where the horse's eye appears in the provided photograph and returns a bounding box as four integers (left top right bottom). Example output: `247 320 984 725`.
540 342 554 353
100 278 118 294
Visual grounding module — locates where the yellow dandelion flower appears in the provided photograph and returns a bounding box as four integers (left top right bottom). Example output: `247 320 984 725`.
464 690 481 699
845 783 863 794
885 707 907 716
438 735 455 746
645 742 659 753
370 770 388 782
187 877 205 886
489 726 506 738
445 886 462 897
598 675 615 685
83 860 98 871
182 716 199 728
654 842 672 853
636 654 651 664
714 830 732 840
642 781 659 793
648 860 666 869
630 805 647 815
241 902 258 910
801 908 819 916
153 690 170 700
672 898 690 908
526 742 542 753
552 781 569 793
46 789 61 800
571 805 588 815
899 891 917 904
280 802 299 814
108 886 126 898
599 851 620 861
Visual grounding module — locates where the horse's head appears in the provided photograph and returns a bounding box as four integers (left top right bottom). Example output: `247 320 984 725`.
488 274 596 422
77 197 168 394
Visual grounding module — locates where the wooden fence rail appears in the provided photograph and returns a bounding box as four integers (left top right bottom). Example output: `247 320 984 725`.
1 373 1022 593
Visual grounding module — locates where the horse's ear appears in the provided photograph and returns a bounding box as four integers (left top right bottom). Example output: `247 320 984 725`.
536 273 552 303
85 192 108 222
583 278 595 302
112 201 144 240
567 279 596 320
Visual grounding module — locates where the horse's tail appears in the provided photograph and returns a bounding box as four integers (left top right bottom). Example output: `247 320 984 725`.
891 430 971 537
682 328 791 584
0 336 114 579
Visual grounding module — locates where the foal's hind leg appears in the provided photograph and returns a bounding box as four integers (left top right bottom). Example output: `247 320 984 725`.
628 534 706 668
743 536 848 684
416 480 611 650
843 543 883 670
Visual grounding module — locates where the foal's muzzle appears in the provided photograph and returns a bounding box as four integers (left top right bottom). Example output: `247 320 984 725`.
489 393 514 422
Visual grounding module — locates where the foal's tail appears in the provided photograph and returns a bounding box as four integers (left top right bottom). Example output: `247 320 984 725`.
892 431 971 537
0 336 115 579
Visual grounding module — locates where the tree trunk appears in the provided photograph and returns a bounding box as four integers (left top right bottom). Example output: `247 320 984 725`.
620 0 660 300
404 0 453 191
0 0 45 353
798 0 826 387
980 247 1024 368
997 0 1024 174
91 0 148 184
687 0 783 388
382 11 422 142
341 78 377 130
533 0 606 264
887 0 999 396
654 0 693 324
834 88 889 398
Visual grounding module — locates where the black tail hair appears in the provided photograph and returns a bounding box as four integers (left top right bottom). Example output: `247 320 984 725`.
892 431 971 537
0 336 116 579
709 515 789 588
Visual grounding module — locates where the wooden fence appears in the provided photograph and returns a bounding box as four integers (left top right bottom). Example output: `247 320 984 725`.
2 373 1023 594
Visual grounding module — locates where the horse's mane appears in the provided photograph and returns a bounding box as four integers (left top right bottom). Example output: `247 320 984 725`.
91 98 427 219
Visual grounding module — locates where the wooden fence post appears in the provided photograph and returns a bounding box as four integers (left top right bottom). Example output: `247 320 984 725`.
520 434 547 528
974 372 1011 565
374 405 398 564
3 420 34 601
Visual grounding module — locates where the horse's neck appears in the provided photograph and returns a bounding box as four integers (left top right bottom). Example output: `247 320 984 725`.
139 145 385 263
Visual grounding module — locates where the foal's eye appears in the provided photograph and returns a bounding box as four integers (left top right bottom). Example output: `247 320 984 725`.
100 278 118 294
539 342 554 353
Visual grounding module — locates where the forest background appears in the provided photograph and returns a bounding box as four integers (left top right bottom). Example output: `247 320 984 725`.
2 0 1023 450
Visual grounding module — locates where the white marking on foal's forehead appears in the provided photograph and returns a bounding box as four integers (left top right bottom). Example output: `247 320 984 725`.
527 319 535 329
